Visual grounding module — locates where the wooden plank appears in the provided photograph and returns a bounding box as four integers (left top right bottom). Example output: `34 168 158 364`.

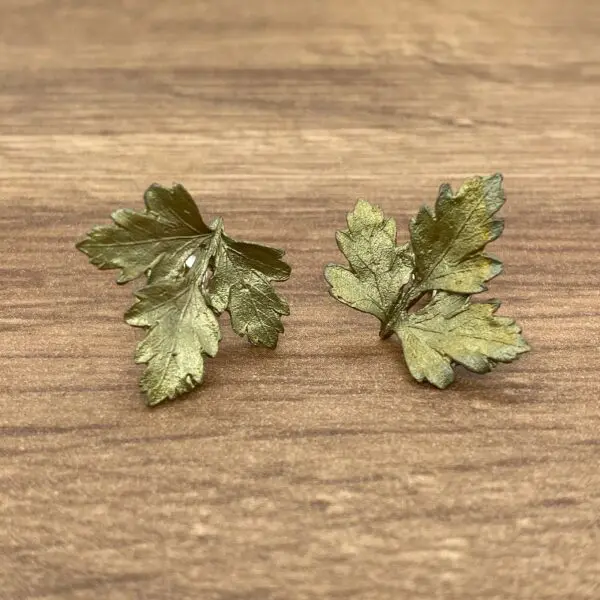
1 1 599 598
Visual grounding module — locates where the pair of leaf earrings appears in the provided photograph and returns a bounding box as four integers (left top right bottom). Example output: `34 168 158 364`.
77 174 530 406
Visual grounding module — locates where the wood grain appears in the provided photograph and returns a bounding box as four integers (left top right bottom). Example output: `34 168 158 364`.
1 1 599 598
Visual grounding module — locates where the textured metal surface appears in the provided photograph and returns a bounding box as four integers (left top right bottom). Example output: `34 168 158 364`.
325 177 529 388
1 1 600 598
77 184 290 405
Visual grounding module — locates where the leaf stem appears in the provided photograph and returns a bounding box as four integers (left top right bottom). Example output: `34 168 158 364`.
187 217 224 286
379 282 425 339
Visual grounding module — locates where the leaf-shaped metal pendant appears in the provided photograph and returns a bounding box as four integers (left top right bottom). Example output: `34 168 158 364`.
77 183 291 406
325 174 530 389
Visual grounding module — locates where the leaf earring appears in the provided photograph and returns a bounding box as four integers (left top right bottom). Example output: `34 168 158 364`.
324 174 530 388
77 183 291 406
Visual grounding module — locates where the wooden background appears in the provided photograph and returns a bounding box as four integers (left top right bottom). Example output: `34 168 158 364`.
1 1 599 598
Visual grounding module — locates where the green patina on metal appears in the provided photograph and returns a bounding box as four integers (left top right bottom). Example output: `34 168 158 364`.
325 174 530 388
77 183 290 406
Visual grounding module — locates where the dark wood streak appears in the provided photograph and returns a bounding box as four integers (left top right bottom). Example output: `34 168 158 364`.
0 424 115 437
1 1 600 599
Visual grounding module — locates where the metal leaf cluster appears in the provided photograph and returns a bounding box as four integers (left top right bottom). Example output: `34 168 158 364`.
325 174 530 388
77 184 290 405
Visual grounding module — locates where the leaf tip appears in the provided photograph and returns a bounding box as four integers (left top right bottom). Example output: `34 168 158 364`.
488 255 504 280
144 394 165 408
348 197 385 224
431 376 455 390
279 260 292 280
491 217 505 240
144 182 165 193
323 262 337 284
142 182 169 209
437 182 453 199
354 197 371 209
262 337 279 350
75 237 88 253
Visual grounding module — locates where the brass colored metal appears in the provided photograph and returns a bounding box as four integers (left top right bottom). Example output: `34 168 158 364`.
77 183 290 406
325 174 530 388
